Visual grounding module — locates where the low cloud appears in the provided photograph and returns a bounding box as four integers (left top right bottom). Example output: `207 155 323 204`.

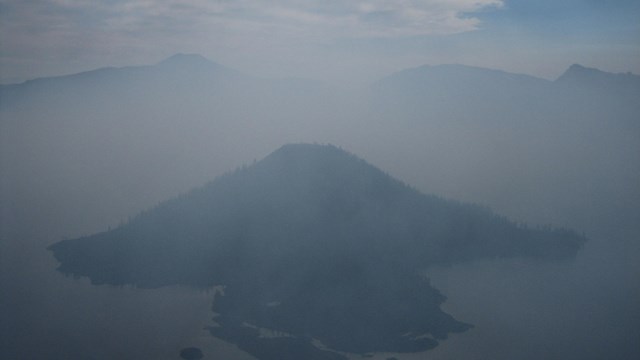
1 0 503 45
202 0 504 38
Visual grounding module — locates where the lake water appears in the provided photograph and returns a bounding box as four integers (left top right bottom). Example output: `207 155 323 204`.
2 217 638 359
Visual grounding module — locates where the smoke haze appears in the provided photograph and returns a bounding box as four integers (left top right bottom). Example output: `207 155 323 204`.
1 2 639 359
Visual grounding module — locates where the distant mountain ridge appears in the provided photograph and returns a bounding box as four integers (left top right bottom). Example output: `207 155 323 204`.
371 63 551 112
2 53 234 88
555 63 640 97
556 63 640 84
0 53 325 93
374 61 640 96
376 63 551 88
370 61 640 132
0 53 328 111
3 54 637 116
49 144 585 360
3 54 637 94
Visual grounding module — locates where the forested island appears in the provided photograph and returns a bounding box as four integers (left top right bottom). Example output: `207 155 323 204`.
49 144 586 359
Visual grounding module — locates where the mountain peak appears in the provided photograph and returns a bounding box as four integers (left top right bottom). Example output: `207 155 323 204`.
556 64 640 91
567 63 589 71
557 63 606 81
273 142 339 154
156 53 217 69
266 143 352 164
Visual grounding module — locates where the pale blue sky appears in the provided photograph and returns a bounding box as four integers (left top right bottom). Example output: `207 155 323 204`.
1 0 638 84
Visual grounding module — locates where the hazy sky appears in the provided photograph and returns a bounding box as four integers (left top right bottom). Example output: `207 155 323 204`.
1 0 639 84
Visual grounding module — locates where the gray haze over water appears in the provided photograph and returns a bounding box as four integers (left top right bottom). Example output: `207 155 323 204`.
1 55 639 359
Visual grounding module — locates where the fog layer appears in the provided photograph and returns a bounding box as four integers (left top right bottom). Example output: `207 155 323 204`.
1 55 638 359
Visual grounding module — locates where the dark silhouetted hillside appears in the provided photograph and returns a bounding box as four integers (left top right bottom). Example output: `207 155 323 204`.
48 144 585 359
